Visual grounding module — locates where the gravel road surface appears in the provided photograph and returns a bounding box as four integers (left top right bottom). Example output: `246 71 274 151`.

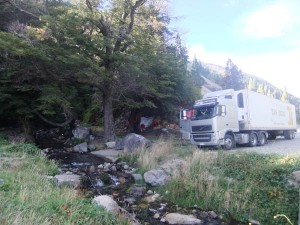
232 131 300 155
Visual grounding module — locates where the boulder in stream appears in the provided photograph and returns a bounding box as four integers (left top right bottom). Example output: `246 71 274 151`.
72 126 90 139
116 133 152 153
92 195 120 214
106 141 116 149
73 142 88 153
53 174 81 188
164 213 202 225
144 169 170 186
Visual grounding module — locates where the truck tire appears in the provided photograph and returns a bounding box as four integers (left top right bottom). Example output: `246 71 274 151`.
268 132 276 140
248 131 258 147
222 134 235 150
284 130 293 140
257 131 267 146
292 131 296 139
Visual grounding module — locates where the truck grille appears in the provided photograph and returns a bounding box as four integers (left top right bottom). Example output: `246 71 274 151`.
192 125 212 132
193 134 211 142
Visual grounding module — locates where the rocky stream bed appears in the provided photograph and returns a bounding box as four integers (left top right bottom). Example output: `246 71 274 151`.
35 127 244 225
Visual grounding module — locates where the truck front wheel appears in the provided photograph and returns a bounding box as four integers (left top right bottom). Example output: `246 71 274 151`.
222 134 235 150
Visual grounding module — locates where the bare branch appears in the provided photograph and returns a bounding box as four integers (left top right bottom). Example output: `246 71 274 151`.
114 0 146 53
34 111 75 127
4 0 40 19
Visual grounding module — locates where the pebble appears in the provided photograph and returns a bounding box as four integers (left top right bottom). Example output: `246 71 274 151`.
104 163 111 170
249 219 260 225
199 211 209 218
123 165 129 170
153 213 160 219
132 174 143 181
131 205 138 210
147 190 154 195
110 165 117 172
98 164 104 169
124 197 136 204
119 177 126 184
143 194 159 203
208 211 218 219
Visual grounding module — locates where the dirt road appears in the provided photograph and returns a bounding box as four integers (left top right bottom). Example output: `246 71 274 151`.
232 132 300 155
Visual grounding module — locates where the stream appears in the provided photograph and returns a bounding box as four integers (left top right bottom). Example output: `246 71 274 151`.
36 128 240 225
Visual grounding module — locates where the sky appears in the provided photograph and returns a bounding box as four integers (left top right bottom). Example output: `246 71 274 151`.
170 0 300 97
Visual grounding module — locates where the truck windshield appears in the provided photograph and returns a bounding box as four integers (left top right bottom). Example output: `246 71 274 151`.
191 105 216 120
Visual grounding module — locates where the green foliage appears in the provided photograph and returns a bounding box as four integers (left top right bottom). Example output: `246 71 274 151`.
0 31 44 121
223 58 245 90
161 151 300 225
190 57 205 86
3 143 40 155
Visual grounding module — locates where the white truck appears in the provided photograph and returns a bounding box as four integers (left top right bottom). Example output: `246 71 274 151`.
180 89 297 150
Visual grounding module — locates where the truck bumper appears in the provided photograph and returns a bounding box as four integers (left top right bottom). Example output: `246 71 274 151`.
191 132 221 146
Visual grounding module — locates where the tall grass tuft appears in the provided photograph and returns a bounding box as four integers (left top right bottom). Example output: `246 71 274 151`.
162 149 300 225
130 138 300 225
122 137 194 172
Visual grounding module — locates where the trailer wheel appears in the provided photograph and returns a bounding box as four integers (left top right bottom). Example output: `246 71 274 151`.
222 134 235 150
284 130 293 140
292 131 296 139
257 132 267 146
248 132 258 147
268 132 276 140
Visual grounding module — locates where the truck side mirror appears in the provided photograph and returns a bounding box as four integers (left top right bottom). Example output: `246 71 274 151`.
217 105 226 116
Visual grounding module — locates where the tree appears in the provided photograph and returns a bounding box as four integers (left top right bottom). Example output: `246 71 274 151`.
256 83 264 94
0 0 94 130
267 88 271 97
0 0 197 139
247 78 255 91
281 87 289 102
223 58 244 90
190 56 204 87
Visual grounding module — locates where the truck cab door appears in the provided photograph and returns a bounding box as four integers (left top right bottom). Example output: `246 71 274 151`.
179 109 191 140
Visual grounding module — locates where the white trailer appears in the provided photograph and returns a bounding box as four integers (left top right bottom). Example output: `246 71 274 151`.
180 89 297 150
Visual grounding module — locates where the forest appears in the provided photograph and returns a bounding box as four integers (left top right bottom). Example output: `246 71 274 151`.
1 0 299 141
0 0 203 141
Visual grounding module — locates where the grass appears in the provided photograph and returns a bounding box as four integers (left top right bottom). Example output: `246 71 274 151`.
121 136 194 173
3 131 298 225
125 138 300 225
0 135 128 225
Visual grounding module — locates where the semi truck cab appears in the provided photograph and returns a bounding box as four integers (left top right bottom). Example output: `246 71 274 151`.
189 89 239 149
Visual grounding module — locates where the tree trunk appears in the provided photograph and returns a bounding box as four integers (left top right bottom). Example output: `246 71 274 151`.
103 87 115 142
